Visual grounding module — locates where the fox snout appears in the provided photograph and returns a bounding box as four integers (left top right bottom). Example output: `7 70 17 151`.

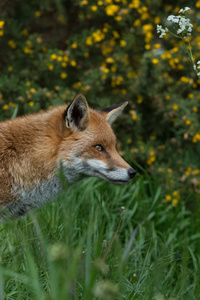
128 168 137 179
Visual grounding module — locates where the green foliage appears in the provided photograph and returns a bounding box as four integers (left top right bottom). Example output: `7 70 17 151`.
1 177 200 299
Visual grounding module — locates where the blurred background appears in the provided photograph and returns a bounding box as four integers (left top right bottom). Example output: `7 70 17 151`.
0 0 200 210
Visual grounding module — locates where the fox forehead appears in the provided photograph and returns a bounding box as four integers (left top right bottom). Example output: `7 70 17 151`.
73 108 117 146
90 109 116 141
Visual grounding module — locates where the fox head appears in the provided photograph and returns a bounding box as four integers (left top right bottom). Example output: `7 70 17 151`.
59 94 136 185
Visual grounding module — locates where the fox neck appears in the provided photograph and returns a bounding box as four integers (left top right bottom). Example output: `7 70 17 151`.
5 160 86 217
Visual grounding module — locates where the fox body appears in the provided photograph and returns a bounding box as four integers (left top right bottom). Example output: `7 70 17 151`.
0 94 136 217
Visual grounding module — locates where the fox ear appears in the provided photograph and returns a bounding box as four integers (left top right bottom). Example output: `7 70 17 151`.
101 101 128 125
64 94 90 131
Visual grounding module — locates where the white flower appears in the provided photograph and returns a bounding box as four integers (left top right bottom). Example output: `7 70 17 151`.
194 65 197 71
167 14 193 35
179 7 190 14
157 24 167 38
167 15 180 23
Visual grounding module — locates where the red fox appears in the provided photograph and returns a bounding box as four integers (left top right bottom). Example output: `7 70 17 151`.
0 94 136 217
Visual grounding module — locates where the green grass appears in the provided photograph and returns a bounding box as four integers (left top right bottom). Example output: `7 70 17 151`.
0 174 200 299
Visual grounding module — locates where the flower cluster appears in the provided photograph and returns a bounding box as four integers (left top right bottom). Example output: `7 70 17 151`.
167 7 193 35
157 7 193 38
157 25 167 38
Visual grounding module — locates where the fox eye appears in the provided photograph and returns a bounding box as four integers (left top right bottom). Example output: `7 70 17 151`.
94 144 104 152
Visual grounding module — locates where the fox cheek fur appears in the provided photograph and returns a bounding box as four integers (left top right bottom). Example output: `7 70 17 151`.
0 94 136 217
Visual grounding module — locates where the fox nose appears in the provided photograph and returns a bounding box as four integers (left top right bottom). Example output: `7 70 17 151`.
128 168 137 179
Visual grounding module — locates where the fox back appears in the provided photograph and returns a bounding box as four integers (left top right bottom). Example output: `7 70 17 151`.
0 94 136 217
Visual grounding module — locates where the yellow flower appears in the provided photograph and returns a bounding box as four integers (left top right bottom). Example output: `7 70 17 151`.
71 43 77 48
121 89 127 95
90 5 98 11
154 43 161 49
60 72 68 79
23 46 32 54
149 150 155 156
145 44 151 50
137 95 143 104
105 4 120 16
192 133 200 143
8 66 13 72
193 106 198 112
102 68 110 73
70 60 77 67
111 66 117 72
42 46 47 53
63 56 69 62
172 199 178 207
152 58 159 64
54 86 60 91
165 195 172 201
51 53 57 60
57 56 63 62
29 101 34 107
172 104 178 110
173 191 180 198
193 169 200 175
132 113 137 120
30 88 36 93
86 36 93 46
142 24 154 32
35 11 41 17
26 40 32 47
80 0 88 4
106 57 114 63
154 16 161 24
112 31 120 39
61 62 67 68
147 156 156 165
73 81 82 88
98 1 103 5
92 30 105 42
47 64 54 70
185 119 191 125
26 81 31 86
134 19 141 27
9 102 16 108
196 0 200 7
2 104 8 110
129 0 140 8
180 76 190 83
120 40 126 47
0 21 5 29
165 95 170 100
185 167 192 176
0 30 4 36
115 16 122 21
22 29 28 36
8 40 16 49
37 37 42 44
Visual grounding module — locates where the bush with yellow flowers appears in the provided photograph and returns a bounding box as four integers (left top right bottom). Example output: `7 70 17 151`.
1 1 200 210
